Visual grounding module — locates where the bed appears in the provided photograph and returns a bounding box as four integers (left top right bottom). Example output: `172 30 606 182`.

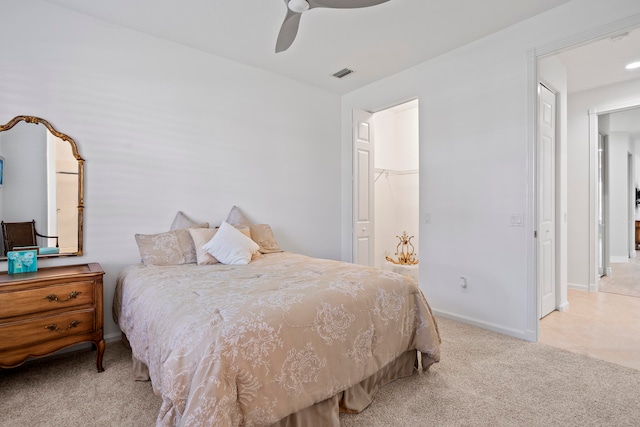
114 250 440 426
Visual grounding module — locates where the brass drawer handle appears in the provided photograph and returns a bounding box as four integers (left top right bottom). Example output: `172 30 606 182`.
44 320 81 333
44 291 81 303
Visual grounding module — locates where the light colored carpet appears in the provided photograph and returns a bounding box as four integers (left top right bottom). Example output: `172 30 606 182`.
1 317 639 427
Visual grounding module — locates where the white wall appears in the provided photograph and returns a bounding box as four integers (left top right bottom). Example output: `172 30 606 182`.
567 78 640 288
0 1 342 339
341 0 640 340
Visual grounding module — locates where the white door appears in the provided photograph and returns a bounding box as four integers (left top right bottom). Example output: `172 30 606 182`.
56 172 79 253
539 84 556 318
353 110 374 266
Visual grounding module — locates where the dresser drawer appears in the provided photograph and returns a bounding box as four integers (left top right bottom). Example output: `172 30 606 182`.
0 280 95 319
0 263 105 371
0 308 95 351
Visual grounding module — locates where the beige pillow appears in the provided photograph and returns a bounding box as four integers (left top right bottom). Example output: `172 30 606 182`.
170 211 208 230
226 206 252 228
236 226 251 239
168 211 209 263
135 229 195 266
188 228 220 265
249 224 283 254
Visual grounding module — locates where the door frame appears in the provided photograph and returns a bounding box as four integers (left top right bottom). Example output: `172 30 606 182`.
528 14 640 341
628 152 636 258
589 105 640 289
598 131 611 278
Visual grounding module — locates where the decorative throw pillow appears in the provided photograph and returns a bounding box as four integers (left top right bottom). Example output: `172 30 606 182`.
236 226 251 239
249 224 283 254
226 206 252 228
135 229 195 266
170 211 209 231
188 228 220 265
234 225 262 261
202 221 259 265
168 211 208 263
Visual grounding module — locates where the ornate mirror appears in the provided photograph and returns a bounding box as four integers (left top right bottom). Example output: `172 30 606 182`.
0 116 84 259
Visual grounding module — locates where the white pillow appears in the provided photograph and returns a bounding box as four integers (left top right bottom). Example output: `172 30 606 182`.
202 221 259 265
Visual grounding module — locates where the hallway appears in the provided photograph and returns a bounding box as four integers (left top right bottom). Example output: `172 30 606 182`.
540 279 640 371
598 252 640 298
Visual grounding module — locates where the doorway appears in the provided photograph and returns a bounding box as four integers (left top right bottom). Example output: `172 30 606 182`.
595 107 640 298
535 24 640 343
352 100 420 276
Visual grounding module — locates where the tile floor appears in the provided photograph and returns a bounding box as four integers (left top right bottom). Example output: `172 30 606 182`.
598 252 640 298
540 272 640 371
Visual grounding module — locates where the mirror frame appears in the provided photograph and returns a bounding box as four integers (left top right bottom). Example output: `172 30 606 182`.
0 115 84 258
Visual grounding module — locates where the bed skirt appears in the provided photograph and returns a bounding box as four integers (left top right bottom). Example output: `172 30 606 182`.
121 334 435 426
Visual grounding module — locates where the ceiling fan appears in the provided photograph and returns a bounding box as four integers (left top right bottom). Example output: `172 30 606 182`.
276 0 390 53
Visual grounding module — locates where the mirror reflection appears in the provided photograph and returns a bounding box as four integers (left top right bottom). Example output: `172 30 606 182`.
0 116 84 259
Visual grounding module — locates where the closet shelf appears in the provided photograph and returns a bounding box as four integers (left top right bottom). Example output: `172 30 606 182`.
374 168 418 182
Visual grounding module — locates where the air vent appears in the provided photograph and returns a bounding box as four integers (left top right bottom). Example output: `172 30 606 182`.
332 68 354 79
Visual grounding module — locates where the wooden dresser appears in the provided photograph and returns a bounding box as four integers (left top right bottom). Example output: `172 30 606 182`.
0 263 105 372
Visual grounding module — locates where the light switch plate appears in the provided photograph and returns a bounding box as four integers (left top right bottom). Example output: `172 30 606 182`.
510 213 524 227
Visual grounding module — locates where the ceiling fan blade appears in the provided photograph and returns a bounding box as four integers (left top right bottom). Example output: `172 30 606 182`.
308 0 390 9
276 10 303 53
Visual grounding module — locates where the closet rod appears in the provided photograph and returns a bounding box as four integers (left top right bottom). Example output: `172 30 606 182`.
374 168 419 182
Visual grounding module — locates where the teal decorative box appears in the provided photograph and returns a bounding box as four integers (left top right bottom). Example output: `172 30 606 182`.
7 250 38 274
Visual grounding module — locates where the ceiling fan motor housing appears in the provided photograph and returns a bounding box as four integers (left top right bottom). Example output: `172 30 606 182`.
288 0 310 13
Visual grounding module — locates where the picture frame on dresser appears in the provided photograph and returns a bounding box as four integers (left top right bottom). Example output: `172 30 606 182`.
0 263 105 372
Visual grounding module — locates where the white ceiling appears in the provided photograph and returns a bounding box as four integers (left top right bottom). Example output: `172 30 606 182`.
43 0 571 94
556 28 640 94
555 28 640 139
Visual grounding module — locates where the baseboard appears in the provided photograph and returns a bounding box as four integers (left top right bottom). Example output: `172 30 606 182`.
557 300 570 311
568 282 588 291
105 331 122 343
431 308 530 341
610 256 629 263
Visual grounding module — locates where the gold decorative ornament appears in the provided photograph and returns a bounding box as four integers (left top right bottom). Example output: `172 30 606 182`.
385 231 418 265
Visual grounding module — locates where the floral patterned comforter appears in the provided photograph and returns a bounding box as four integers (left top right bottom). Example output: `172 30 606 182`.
115 252 440 426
